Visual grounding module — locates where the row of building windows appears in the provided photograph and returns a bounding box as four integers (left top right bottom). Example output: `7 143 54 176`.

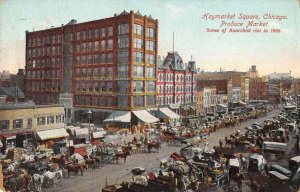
75 40 113 53
26 81 61 91
158 95 196 105
158 73 195 82
158 85 194 93
27 58 61 68
74 66 155 78
27 70 60 79
27 46 62 58
28 35 61 47
75 53 113 65
74 80 155 93
73 52 155 65
76 26 113 40
27 25 155 48
0 115 63 131
74 95 155 108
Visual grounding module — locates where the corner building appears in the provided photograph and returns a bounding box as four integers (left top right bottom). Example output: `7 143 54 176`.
25 11 158 123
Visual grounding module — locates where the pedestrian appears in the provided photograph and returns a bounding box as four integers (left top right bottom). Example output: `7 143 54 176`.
286 133 289 143
237 173 243 191
219 139 223 149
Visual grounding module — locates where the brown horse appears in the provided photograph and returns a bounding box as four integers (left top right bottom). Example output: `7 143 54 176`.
66 164 84 178
147 142 161 153
248 146 263 154
170 152 187 162
115 151 130 163
121 145 132 154
51 155 71 168
85 158 97 171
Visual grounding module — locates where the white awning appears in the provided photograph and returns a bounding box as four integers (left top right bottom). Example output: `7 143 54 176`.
103 111 131 123
132 110 159 124
36 128 69 140
92 131 106 139
159 108 180 119
75 128 89 138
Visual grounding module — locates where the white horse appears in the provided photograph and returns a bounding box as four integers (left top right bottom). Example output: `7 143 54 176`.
43 170 63 187
7 161 18 173
33 174 44 191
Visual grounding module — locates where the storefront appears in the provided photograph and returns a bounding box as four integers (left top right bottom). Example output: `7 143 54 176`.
36 128 69 149
158 107 180 125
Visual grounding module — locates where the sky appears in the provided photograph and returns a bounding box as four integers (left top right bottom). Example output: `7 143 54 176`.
0 0 299 76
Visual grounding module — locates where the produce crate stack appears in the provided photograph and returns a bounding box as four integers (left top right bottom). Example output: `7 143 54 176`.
6 148 26 161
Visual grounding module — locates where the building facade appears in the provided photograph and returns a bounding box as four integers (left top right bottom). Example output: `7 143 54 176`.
249 78 267 101
25 11 158 123
0 102 65 148
196 88 204 114
157 52 197 116
197 71 246 105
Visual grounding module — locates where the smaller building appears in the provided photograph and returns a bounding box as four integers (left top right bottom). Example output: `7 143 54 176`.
0 102 66 149
196 88 204 114
203 87 211 114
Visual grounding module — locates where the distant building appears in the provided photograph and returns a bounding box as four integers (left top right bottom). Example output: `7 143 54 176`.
249 77 268 100
0 86 25 103
246 65 259 78
10 69 26 93
203 87 212 113
267 72 292 80
196 88 204 114
197 71 247 104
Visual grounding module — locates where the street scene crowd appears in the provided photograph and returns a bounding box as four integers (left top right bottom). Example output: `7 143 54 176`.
1 102 300 192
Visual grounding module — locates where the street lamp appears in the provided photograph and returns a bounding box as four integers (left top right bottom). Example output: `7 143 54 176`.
87 109 92 143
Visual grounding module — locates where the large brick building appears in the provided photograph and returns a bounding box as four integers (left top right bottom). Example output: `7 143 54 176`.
157 52 197 116
25 11 159 124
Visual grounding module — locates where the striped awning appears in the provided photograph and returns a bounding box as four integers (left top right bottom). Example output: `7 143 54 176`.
36 128 69 140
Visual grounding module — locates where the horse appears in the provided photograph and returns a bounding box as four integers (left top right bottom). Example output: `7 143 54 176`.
115 151 130 163
248 146 263 154
147 142 161 153
51 155 71 168
170 152 187 162
121 145 132 154
7 169 31 192
43 170 63 187
66 164 84 178
33 174 44 192
48 162 60 172
85 158 97 171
